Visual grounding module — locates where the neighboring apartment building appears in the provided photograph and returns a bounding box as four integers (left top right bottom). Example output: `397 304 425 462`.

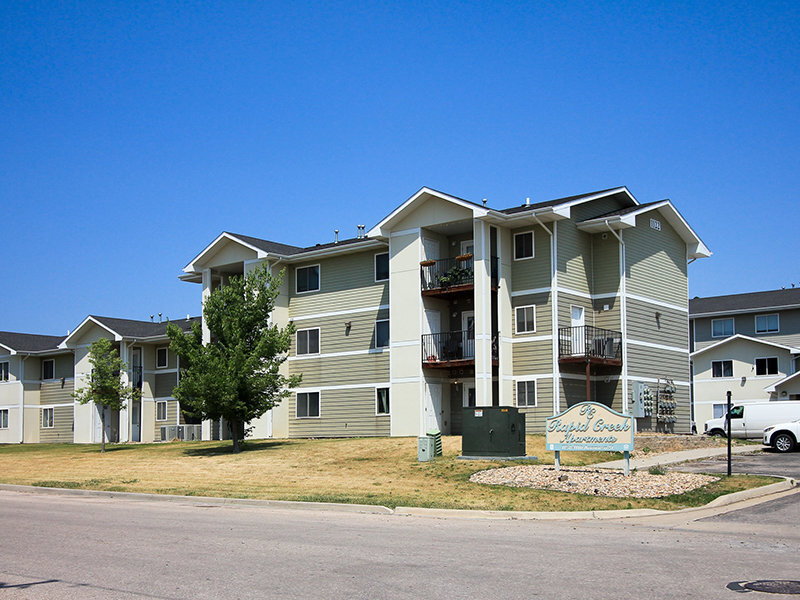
182 186 709 438
0 332 74 444
690 288 800 427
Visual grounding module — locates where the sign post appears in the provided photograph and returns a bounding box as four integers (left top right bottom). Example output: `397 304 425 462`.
546 402 634 476
726 390 732 476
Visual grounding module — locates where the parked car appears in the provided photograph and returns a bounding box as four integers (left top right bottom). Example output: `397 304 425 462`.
763 420 800 453
704 401 800 439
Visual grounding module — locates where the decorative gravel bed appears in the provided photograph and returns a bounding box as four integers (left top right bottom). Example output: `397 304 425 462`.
470 465 719 498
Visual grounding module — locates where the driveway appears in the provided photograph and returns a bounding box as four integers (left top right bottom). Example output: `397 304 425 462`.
672 446 800 479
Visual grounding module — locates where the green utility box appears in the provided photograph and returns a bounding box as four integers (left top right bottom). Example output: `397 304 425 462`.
461 406 526 458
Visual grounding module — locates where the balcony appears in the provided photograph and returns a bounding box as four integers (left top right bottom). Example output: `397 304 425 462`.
422 330 498 368
558 326 622 366
420 256 498 297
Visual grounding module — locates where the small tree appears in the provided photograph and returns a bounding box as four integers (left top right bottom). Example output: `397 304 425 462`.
73 337 141 452
167 265 300 453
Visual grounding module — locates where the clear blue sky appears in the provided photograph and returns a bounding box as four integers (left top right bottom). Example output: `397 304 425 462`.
2 1 798 335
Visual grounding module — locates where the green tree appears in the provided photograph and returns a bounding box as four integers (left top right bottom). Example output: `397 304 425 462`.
72 337 141 453
167 265 300 453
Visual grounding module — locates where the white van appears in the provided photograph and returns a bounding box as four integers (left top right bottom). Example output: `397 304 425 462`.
704 401 800 439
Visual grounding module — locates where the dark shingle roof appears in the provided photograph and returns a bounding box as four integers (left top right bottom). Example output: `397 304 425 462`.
90 316 200 339
499 187 626 215
225 233 304 256
690 288 800 316
0 332 66 353
579 200 665 221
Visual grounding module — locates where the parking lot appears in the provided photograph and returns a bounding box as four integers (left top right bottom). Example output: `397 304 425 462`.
674 446 800 479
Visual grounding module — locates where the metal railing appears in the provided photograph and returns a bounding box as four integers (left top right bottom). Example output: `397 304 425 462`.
422 330 498 363
420 256 498 291
558 326 622 361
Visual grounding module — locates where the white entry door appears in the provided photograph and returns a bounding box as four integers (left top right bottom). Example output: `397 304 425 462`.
425 383 443 433
571 305 585 354
461 311 475 359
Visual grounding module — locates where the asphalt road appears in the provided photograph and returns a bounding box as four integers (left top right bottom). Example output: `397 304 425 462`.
1 488 798 600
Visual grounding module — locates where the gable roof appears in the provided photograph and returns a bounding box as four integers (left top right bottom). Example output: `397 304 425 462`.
764 370 800 393
0 331 66 355
690 288 800 317
60 315 200 347
690 333 800 358
498 187 634 215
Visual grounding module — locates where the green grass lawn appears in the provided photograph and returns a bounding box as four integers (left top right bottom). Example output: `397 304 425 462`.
0 435 777 512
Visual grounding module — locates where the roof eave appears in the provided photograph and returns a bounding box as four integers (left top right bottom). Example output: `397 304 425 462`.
183 232 270 274
60 316 123 348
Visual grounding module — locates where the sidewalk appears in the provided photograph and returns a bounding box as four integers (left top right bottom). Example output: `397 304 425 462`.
592 444 759 470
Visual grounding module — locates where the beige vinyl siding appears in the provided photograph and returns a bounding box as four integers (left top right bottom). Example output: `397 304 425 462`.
36 354 73 380
288 387 390 437
558 293 592 327
557 221 592 295
510 225 551 292
512 340 552 373
627 345 689 382
516 378 553 434
289 309 390 356
624 213 688 307
511 292 552 335
289 354 389 388
154 400 178 440
591 234 620 296
153 347 178 370
39 405 73 443
289 251 389 318
39 379 74 404
627 299 688 350
154 373 177 398
592 298 621 332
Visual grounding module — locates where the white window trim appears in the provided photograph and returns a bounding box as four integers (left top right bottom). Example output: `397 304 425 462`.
296 390 321 419
374 319 390 349
42 358 55 381
513 230 534 261
156 400 168 422
460 240 474 255
374 252 389 283
156 346 169 369
0 408 8 429
514 305 536 334
711 359 734 379
711 317 734 338
296 328 320 356
755 313 779 334
375 387 390 416
41 407 54 428
516 379 537 407
295 264 321 294
754 356 779 377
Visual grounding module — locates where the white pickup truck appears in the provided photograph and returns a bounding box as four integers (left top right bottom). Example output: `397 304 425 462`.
763 420 799 453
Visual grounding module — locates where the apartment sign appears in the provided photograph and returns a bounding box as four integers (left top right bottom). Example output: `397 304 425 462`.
546 402 634 453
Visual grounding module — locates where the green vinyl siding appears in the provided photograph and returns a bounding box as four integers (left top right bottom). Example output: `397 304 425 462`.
511 292 551 335
39 406 73 443
40 380 74 404
512 339 553 373
558 293 592 328
154 400 178 440
592 298 621 332
591 234 620 296
624 214 688 307
626 299 688 350
154 373 177 398
558 376 622 413
289 251 389 318
557 220 592 295
289 353 389 388
290 309 390 356
510 225 551 292
631 381 691 433
626 345 689 382
288 387 390 437
516 378 554 434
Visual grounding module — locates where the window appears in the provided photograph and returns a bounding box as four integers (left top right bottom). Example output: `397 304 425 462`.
712 404 726 419
0 361 8 381
156 347 168 369
296 328 320 355
296 265 320 293
729 406 744 419
755 357 779 376
42 359 55 380
0 409 8 429
375 253 389 281
514 231 534 260
516 380 537 407
375 320 389 348
515 305 536 333
711 318 734 338
755 314 779 334
711 360 733 378
376 388 390 415
42 407 54 428
296 392 320 418
156 401 168 421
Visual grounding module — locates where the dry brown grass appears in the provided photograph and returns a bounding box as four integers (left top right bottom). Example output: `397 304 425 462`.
0 436 774 512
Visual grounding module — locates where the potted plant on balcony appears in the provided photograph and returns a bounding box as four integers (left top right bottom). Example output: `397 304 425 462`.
455 253 473 262
420 259 436 267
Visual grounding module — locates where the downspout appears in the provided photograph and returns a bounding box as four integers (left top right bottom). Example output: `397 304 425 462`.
604 220 628 413
19 355 27 443
532 214 559 414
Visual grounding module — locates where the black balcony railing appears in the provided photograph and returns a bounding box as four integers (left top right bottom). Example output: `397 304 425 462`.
420 256 498 292
129 366 143 389
422 330 498 364
558 326 622 362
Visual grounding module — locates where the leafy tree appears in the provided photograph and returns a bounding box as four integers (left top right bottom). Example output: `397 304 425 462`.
167 265 300 453
72 337 141 453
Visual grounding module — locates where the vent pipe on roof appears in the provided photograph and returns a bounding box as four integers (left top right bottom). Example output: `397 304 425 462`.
357 225 366 239
482 198 487 207
150 315 154 322
526 197 530 206
186 314 190 321
158 313 162 323
334 229 339 244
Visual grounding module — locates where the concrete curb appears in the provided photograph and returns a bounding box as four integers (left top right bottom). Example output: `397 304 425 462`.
2 476 795 522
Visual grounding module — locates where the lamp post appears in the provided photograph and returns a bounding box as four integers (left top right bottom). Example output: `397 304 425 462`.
726 390 732 476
